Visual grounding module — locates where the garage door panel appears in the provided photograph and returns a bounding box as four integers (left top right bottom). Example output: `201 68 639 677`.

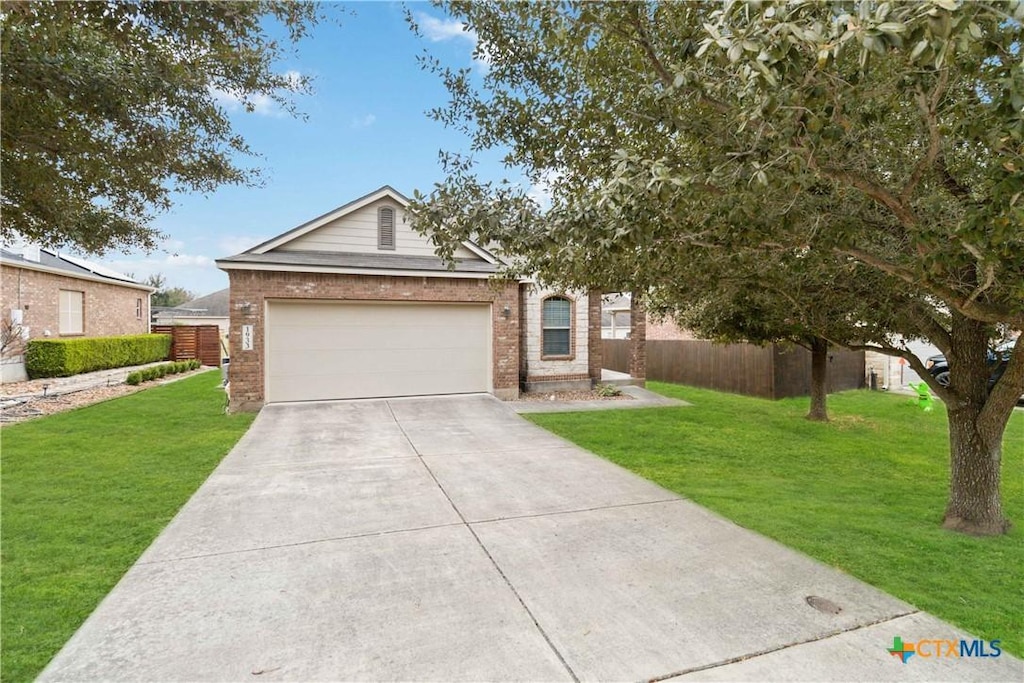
266 302 491 402
269 348 489 376
270 325 488 352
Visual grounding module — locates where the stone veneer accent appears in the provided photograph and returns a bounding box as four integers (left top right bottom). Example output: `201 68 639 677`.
226 270 520 411
520 284 603 391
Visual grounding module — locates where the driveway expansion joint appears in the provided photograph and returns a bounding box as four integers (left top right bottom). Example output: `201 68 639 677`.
646 609 921 682
135 521 466 565
467 497 685 526
385 399 582 683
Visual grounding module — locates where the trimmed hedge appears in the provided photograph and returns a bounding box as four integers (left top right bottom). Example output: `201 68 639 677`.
125 359 201 385
25 334 172 379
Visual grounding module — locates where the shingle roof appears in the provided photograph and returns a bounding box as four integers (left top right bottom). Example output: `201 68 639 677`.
217 250 499 274
157 288 230 317
0 247 148 288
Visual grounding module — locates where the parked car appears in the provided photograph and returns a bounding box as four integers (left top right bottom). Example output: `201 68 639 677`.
924 340 1022 403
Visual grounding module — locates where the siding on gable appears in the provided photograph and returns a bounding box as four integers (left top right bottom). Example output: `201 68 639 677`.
275 198 478 259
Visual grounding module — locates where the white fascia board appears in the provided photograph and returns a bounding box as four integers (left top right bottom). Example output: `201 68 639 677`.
215 260 499 280
250 187 410 255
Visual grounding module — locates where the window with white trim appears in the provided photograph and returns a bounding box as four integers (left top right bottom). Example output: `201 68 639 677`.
136 298 143 319
378 206 396 250
59 290 84 335
541 296 572 357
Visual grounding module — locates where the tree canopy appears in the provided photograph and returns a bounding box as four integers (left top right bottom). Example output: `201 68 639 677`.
1 1 320 254
409 0 1024 535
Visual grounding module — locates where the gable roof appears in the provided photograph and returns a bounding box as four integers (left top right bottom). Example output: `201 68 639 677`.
246 185 497 262
216 185 503 278
155 288 230 317
0 247 154 291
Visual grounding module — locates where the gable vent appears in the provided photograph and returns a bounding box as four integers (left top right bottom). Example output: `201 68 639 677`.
378 206 396 250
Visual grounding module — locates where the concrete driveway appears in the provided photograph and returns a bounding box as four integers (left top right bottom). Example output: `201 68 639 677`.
41 395 1018 682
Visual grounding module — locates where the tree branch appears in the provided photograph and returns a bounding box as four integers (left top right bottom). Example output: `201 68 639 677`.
837 246 1013 325
808 155 918 228
900 70 947 204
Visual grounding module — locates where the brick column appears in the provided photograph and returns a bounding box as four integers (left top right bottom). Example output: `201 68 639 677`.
588 290 603 384
629 293 646 386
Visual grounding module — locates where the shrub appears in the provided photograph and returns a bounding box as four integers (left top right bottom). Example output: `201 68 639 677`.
595 383 622 397
125 373 142 385
25 334 171 378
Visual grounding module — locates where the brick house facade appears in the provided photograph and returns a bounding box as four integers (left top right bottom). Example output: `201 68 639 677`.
1 248 153 382
218 186 640 411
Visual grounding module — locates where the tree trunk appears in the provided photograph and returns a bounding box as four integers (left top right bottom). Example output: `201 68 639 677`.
943 403 1008 535
937 314 1013 535
806 337 829 422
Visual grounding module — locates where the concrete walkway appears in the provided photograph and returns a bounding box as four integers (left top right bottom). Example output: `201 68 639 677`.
40 395 1019 682
513 384 690 413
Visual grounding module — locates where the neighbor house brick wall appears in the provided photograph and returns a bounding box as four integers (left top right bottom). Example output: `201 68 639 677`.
1 264 150 345
645 316 698 340
226 270 520 411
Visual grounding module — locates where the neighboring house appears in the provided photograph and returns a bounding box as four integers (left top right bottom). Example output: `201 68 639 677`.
602 292 698 340
152 288 230 357
153 288 230 332
601 293 632 339
216 186 644 411
0 246 154 382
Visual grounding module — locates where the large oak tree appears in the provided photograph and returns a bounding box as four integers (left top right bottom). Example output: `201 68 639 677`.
1 1 320 254
409 1 1024 535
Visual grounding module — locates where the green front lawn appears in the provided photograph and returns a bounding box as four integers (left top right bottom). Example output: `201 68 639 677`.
526 383 1024 657
1 371 255 683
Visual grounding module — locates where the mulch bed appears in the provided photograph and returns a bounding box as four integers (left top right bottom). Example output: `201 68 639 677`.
515 389 634 403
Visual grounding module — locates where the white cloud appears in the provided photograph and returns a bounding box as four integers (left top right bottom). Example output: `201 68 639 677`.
417 13 476 44
350 114 377 129
527 170 561 209
283 69 304 90
210 87 281 117
101 252 225 295
209 69 306 118
417 12 491 74
219 235 266 255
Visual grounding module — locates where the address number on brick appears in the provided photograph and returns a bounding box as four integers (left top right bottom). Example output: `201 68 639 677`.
242 325 254 351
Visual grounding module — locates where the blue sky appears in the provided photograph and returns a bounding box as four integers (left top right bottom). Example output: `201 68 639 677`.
97 2 520 296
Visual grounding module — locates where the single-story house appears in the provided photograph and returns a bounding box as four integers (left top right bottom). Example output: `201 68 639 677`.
216 186 645 411
153 288 230 333
0 246 154 382
152 288 231 359
601 293 632 339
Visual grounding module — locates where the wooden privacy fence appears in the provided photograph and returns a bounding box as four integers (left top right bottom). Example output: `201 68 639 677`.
604 339 864 400
152 325 222 367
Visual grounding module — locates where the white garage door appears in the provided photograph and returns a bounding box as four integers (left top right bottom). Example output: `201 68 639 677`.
266 301 491 402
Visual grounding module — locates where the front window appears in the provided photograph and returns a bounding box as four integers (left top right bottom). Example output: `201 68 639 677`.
59 290 84 334
542 296 572 357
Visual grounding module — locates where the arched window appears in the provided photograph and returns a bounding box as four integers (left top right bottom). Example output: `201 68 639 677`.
378 206 396 250
542 296 572 357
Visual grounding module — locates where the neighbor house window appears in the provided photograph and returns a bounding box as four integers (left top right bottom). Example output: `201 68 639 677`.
378 206 396 250
59 290 84 335
136 298 143 319
542 296 572 357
